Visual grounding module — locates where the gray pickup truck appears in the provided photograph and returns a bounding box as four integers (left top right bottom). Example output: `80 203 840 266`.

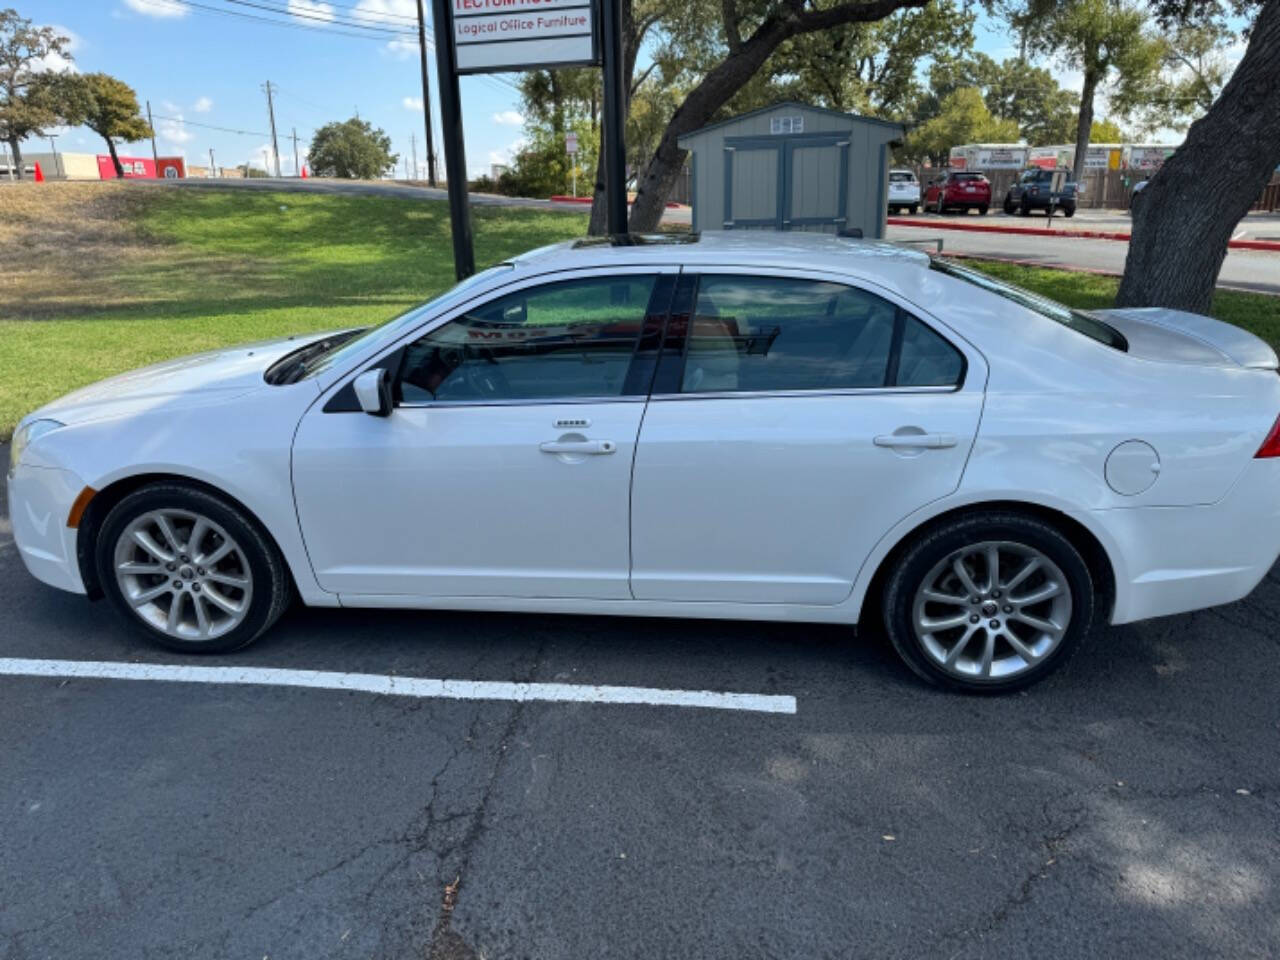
1002 167 1078 217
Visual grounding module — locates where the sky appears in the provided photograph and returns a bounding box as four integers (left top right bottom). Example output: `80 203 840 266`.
17 0 1208 177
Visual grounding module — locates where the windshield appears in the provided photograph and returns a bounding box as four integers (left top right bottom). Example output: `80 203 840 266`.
284 264 514 382
929 258 1128 351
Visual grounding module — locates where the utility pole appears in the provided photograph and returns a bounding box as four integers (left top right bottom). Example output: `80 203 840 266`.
411 133 418 181
290 127 300 177
415 0 438 186
262 81 282 177
145 99 159 167
209 147 216 178
47 134 59 178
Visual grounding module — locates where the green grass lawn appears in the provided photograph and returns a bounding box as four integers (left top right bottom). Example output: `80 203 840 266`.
2 185 1277 439
0 187 587 438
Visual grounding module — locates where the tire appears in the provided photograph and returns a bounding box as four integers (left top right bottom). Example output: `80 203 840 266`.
881 511 1095 693
977 205 988 216
935 197 945 215
908 204 918 214
1003 195 1016 215
889 205 898 215
1019 201 1031 217
95 482 292 654
1062 205 1076 218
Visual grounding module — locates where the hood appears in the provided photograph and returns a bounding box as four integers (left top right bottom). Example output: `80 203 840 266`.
1092 307 1279 370
28 331 331 427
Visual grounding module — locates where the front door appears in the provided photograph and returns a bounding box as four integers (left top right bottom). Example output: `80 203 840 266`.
629 270 986 606
292 269 673 600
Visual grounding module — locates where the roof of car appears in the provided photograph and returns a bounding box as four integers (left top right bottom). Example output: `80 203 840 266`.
510 230 930 279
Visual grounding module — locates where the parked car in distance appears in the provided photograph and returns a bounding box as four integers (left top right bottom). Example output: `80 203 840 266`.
888 169 921 214
1004 167 1078 217
10 233 1280 694
924 171 991 215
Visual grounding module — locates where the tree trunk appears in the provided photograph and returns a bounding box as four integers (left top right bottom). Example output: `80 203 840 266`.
7 137 23 180
1070 68 1098 185
1117 0 1280 313
105 137 125 178
628 17 791 231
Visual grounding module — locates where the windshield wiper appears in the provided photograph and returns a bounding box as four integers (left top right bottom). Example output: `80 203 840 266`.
264 330 363 385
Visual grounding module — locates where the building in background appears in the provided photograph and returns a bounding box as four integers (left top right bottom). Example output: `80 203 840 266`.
18 151 100 180
678 102 904 238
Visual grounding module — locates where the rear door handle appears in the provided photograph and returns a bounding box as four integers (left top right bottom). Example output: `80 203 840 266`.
874 432 958 449
540 439 617 455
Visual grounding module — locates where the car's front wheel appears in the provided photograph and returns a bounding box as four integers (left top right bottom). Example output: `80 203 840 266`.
882 512 1094 693
1003 195 1015 215
96 483 292 653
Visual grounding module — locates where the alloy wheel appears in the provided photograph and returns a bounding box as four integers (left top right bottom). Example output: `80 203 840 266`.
112 508 254 641
910 540 1073 681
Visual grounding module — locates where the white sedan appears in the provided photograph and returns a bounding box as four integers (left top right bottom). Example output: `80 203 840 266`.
10 233 1280 692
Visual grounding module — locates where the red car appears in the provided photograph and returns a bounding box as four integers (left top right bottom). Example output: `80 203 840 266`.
923 171 991 215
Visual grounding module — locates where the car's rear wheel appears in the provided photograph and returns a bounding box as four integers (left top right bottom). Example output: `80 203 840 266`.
977 204 988 215
96 483 292 653
1003 195 1015 215
908 203 918 214
882 512 1094 693
1062 205 1076 218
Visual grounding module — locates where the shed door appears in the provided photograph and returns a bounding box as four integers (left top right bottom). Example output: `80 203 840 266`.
723 134 849 232
784 139 849 233
722 144 781 229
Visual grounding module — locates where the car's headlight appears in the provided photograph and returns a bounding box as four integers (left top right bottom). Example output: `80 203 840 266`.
9 419 64 475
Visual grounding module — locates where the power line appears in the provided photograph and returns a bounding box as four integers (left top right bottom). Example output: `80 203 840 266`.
221 0 414 35
151 113 271 137
132 0 415 40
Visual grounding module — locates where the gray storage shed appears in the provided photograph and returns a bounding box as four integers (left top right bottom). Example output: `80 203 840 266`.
677 102 904 238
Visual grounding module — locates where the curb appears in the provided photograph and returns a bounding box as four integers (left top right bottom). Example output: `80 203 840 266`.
549 195 683 208
886 217 1280 252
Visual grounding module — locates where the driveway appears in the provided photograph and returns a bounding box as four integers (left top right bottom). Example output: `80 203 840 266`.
2 443 1278 959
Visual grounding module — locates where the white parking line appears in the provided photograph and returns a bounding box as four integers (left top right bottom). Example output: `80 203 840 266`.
0 658 797 715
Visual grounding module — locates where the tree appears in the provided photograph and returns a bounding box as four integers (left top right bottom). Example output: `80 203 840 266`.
308 117 397 179
1089 117 1126 140
613 0 932 232
0 9 74 180
76 73 152 178
923 52 1079 144
1023 0 1165 181
1117 0 1280 312
902 86 1020 164
1112 20 1232 133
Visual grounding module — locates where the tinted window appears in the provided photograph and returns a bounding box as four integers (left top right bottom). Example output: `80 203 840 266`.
952 173 985 182
929 258 1128 351
889 171 916 183
679 276 963 393
398 274 656 403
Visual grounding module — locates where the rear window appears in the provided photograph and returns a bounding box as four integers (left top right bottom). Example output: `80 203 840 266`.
929 259 1128 351
889 172 916 182
952 173 986 182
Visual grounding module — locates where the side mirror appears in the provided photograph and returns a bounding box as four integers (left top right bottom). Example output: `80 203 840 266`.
353 368 393 417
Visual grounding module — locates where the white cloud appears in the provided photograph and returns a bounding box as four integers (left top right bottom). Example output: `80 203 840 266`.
487 137 525 167
355 0 417 19
158 114 195 144
122 0 188 18
193 96 213 113
492 110 524 126
403 95 424 110
288 0 336 23
383 36 419 59
34 24 79 73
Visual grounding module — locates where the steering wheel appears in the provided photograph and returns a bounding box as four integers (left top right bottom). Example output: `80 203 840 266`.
457 348 511 398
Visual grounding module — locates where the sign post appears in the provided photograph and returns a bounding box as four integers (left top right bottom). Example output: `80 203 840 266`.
433 0 610 278
565 131 579 197
598 0 627 234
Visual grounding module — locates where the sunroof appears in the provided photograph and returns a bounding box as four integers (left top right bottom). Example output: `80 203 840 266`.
572 233 702 248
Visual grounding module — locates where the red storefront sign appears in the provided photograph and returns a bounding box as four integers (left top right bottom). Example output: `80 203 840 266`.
96 155 157 179
157 156 186 179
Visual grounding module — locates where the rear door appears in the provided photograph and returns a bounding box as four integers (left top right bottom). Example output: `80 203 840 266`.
629 269 987 605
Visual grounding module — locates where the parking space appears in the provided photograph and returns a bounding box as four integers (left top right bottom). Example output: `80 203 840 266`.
3 449 1280 958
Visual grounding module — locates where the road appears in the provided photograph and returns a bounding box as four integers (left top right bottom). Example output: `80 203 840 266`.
3 443 1279 959
887 214 1280 295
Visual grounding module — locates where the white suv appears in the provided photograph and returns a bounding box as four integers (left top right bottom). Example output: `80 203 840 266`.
888 169 921 214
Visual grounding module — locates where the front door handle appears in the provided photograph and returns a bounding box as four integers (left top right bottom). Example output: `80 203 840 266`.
874 432 958 450
540 439 617 455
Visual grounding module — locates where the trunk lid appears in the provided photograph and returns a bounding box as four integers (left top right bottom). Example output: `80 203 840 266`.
1091 307 1278 370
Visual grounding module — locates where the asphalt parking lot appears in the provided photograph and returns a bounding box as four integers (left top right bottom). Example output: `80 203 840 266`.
3 446 1279 959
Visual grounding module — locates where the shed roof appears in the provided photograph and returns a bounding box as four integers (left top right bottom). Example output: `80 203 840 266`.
677 101 905 147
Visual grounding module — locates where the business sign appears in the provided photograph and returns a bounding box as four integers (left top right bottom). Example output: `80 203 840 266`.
451 0 598 74
974 147 1026 170
157 156 186 179
96 155 156 179
1128 146 1176 170
565 132 578 155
